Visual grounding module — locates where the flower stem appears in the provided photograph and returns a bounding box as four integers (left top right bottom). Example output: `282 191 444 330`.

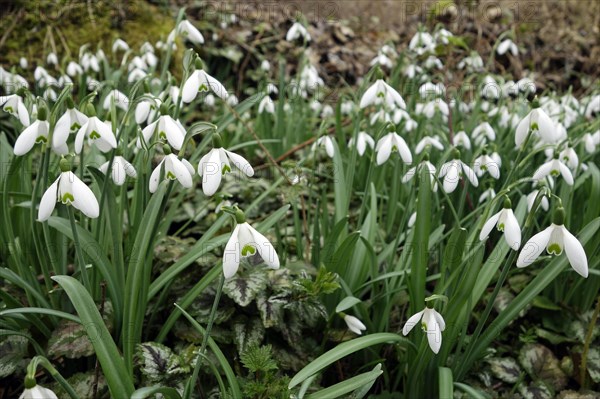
26 356 79 399
67 206 90 290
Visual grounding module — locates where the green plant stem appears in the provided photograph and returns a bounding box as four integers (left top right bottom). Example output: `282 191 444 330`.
580 296 600 387
185 273 225 398
67 207 90 290
27 356 79 399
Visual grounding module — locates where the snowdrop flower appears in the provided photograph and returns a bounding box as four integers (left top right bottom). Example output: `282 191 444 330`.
260 60 271 72
472 122 496 146
223 209 279 278
408 31 434 55
515 104 557 146
403 305 445 354
149 153 195 193
526 188 549 212
517 77 536 95
434 28 453 44
66 61 83 77
142 51 158 68
584 95 600 119
479 197 521 250
321 105 334 118
258 96 275 114
286 22 311 42
497 39 518 56
139 112 186 151
479 187 496 203
53 99 88 154
314 136 336 158
128 68 147 83
46 52 58 66
13 108 50 156
198 136 254 196
402 156 438 191
182 63 228 102
419 82 445 99
80 53 100 72
582 131 599 154
227 94 239 106
559 145 579 171
457 52 483 71
348 132 375 156
38 161 99 221
517 207 588 277
473 151 501 179
343 314 367 335
438 150 479 193
112 38 129 53
0 94 30 126
532 156 574 186
75 115 117 154
403 64 423 79
99 154 137 186
360 79 406 110
19 384 58 399
204 93 216 107
370 53 393 69
424 56 443 70
341 101 354 115
415 136 444 154
19 57 28 69
299 64 324 92
376 131 412 165
452 131 471 150
103 89 129 111
168 20 205 45
135 98 160 125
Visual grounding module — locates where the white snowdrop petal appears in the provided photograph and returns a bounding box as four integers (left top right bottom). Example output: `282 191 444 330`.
562 226 588 278
223 225 241 278
402 310 424 336
517 225 553 267
479 211 501 241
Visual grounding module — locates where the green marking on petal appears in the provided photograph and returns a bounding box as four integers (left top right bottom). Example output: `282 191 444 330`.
166 171 176 180
70 122 81 132
241 244 256 257
421 321 427 331
61 192 75 204
377 91 385 98
159 131 167 140
531 122 539 131
222 165 231 175
498 223 505 232
547 243 562 255
89 130 101 140
550 169 560 177
392 145 398 152
199 84 208 92
5 106 14 113
35 135 48 144
481 164 488 171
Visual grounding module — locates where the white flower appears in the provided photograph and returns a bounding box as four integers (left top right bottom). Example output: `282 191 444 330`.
415 136 444 154
142 51 157 68
583 131 599 154
532 158 573 186
479 203 521 251
169 20 204 45
223 220 279 278
1 94 30 126
182 69 228 102
260 60 271 71
419 82 446 99
472 122 496 146
479 187 496 203
403 307 446 354
402 160 438 191
526 189 549 212
497 39 518 56
376 132 412 165
517 214 588 277
344 315 367 335
128 68 147 83
473 153 501 179
139 114 186 150
286 22 311 42
439 157 479 193
314 136 336 158
408 32 434 55
46 52 58 66
75 116 117 154
53 107 89 153
258 96 275 114
149 154 195 193
360 79 406 110
452 131 471 150
135 98 160 125
66 61 83 77
13 118 50 156
103 89 129 111
38 171 99 221
197 147 254 196
515 107 557 146
369 53 393 69
80 53 100 72
19 57 28 69
348 132 375 156
112 38 130 52
559 146 579 171
99 155 137 186
19 385 58 399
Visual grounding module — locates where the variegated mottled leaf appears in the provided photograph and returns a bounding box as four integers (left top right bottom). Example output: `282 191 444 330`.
136 342 175 382
48 320 94 359
519 343 567 391
0 335 28 378
518 382 553 399
487 357 522 383
223 267 268 307
233 317 265 354
586 347 600 383
256 293 286 328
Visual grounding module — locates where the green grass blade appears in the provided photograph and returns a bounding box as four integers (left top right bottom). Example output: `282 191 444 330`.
438 367 453 399
131 386 182 399
305 364 383 399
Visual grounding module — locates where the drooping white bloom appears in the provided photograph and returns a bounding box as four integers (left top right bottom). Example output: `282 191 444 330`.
369 53 393 69
223 220 279 278
473 153 501 179
408 31 434 55
360 79 406 110
260 60 271 71
526 189 550 212
479 202 521 251
479 187 496 203
66 61 83 77
103 89 129 111
415 136 444 154
38 171 99 221
517 212 588 277
424 55 443 70
439 155 479 193
135 98 160 125
515 107 557 146
402 306 446 354
258 96 275 114
402 160 438 191
99 155 137 186
452 131 471 150
559 146 579 171
472 122 496 146
0 94 30 126
168 20 204 45
344 315 367 335
112 38 130 53
19 384 58 399
128 68 147 83
348 132 375 156
139 114 186 150
582 131 599 154
46 52 58 66
434 28 453 44
13 118 50 156
182 69 228 102
497 39 518 56
584 95 600 119
53 106 89 154
197 147 254 196
314 136 336 159
19 57 28 69
376 132 412 165
75 116 117 154
80 53 100 72
149 154 195 193
532 158 573 186
286 22 311 42
457 52 484 71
